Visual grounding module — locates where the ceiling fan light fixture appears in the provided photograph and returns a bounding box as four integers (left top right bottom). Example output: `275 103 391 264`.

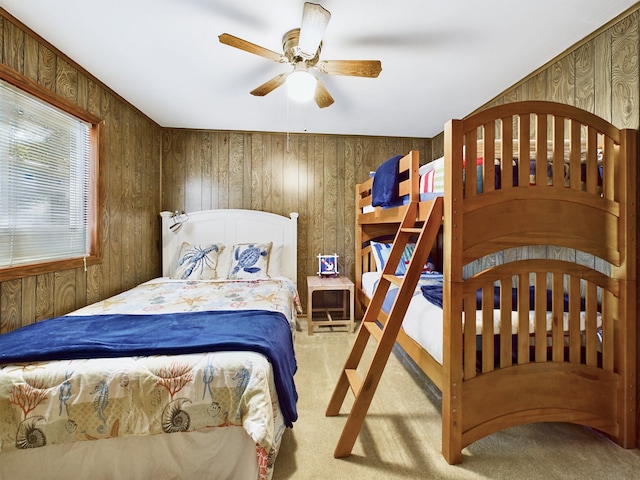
286 70 317 103
298 2 331 59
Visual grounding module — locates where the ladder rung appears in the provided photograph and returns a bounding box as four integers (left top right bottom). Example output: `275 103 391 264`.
401 227 422 234
345 369 362 396
382 274 403 287
363 321 383 342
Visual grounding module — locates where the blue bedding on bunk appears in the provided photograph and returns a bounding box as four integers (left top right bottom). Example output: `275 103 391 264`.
0 309 298 426
374 275 443 314
372 155 403 207
420 284 583 312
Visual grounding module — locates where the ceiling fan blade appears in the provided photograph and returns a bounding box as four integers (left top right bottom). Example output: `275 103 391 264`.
298 2 331 59
314 78 334 108
317 60 382 78
250 73 289 97
219 33 285 63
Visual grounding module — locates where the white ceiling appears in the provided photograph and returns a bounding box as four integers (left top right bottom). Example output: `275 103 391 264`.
0 0 637 138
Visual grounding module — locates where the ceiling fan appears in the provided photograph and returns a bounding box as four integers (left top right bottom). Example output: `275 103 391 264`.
218 2 382 108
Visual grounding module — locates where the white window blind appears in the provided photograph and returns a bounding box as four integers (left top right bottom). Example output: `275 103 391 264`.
0 78 91 268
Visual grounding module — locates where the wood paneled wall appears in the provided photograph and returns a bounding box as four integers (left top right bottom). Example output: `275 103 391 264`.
2 7 639 435
0 11 163 334
489 10 639 128
430 8 640 153
162 131 430 307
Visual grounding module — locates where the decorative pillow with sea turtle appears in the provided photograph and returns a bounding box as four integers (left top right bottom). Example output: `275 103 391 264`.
228 242 272 279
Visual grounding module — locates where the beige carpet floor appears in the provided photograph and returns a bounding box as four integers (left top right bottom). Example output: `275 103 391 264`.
272 319 640 480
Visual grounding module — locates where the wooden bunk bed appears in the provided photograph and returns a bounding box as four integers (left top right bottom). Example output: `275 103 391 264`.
327 101 637 464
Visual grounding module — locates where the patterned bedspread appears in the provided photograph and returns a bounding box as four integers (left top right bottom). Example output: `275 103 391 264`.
0 277 301 480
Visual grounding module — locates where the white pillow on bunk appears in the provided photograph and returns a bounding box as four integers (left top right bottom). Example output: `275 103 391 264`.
227 242 272 280
379 244 416 275
419 157 445 193
371 241 436 275
382 244 413 275
172 242 224 280
418 156 444 174
370 241 391 272
371 241 412 275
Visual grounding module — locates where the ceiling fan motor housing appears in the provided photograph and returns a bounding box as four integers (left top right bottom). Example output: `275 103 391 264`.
283 29 321 66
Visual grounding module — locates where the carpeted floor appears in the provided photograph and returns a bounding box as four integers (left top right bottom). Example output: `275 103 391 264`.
272 319 640 480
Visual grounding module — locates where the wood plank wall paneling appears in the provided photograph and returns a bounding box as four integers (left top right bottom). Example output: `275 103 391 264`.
474 10 639 133
1 4 640 438
0 12 163 334
611 12 639 129
161 131 429 308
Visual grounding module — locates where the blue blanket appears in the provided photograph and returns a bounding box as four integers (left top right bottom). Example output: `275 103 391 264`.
0 309 298 427
375 276 439 314
372 155 403 207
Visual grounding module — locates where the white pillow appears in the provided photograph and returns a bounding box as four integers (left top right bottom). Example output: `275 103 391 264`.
215 246 231 279
172 242 224 280
370 241 436 275
419 156 444 176
370 241 391 272
419 163 432 176
268 244 284 277
227 242 272 280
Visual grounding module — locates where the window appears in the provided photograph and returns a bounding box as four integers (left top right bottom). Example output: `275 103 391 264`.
0 67 101 281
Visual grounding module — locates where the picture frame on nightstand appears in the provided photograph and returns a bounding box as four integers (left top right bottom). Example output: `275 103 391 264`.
317 253 339 276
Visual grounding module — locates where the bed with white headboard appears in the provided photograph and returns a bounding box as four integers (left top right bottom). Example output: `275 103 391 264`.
0 209 300 480
161 208 299 284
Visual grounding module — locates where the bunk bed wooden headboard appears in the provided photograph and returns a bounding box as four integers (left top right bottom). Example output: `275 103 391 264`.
442 102 637 460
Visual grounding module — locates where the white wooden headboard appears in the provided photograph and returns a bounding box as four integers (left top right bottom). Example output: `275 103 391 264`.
160 209 299 286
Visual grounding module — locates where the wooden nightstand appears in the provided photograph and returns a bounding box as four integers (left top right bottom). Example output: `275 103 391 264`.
306 276 355 335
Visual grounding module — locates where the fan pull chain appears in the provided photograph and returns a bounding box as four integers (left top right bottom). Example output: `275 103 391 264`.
286 95 291 153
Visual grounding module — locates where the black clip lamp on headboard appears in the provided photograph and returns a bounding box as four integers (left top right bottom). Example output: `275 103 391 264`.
169 211 188 234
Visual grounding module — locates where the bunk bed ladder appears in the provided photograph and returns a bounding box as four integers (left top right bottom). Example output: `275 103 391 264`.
326 197 443 458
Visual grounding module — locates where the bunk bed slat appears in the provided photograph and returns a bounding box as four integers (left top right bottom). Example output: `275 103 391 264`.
466 128 478 197
569 119 582 191
500 118 513 191
535 113 547 187
551 116 564 188
517 114 530 189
